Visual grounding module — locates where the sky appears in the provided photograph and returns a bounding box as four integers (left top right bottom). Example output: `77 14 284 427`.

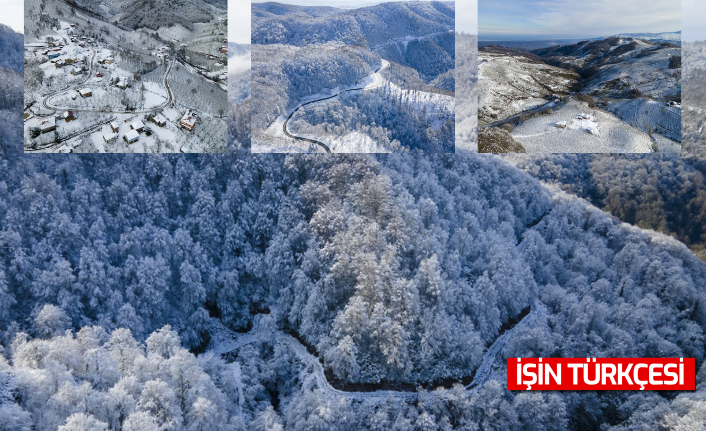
479 0 680 41
229 0 252 43
683 0 706 42
3 1 23 33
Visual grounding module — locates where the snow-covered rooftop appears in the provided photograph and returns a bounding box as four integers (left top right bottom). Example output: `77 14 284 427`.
125 130 139 142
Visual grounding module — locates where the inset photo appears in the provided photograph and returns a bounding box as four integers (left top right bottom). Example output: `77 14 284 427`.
478 0 681 153
23 0 227 153
251 1 455 153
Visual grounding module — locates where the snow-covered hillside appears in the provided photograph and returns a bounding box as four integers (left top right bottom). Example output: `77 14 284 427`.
581 44 681 101
611 31 681 44
478 49 578 126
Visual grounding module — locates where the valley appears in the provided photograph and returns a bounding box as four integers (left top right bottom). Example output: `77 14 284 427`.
479 34 682 153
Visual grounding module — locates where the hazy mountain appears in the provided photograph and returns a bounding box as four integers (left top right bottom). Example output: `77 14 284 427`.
611 31 681 44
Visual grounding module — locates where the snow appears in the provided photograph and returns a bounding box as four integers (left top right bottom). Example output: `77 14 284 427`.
479 52 577 126
142 82 168 109
125 129 139 142
510 100 654 153
606 98 681 143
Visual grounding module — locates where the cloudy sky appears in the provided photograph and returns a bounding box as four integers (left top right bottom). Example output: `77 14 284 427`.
457 0 477 34
684 0 706 41
229 0 251 43
3 2 23 33
480 0 680 41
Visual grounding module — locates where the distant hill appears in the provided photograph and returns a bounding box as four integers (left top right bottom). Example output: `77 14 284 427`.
612 31 681 44
118 0 216 31
252 2 345 18
478 38 601 51
252 1 455 82
66 0 225 30
252 1 454 48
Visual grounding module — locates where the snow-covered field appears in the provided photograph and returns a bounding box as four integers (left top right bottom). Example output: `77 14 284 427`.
478 52 577 126
510 100 654 153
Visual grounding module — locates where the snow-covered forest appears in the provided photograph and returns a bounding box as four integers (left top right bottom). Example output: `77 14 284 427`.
455 32 478 152
252 2 455 153
0 148 705 429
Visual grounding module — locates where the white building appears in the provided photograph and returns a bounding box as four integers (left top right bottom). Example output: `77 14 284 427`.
124 129 139 143
180 110 197 131
130 120 145 132
103 132 118 143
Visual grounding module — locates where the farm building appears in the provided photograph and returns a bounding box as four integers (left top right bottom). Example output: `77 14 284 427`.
103 132 118 143
556 121 567 128
131 120 145 132
124 130 139 144
63 111 74 122
47 52 60 59
180 110 197 131
40 118 56 134
79 88 92 97
70 67 82 76
110 121 119 133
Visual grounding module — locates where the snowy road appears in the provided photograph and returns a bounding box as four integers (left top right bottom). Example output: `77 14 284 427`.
282 60 390 153
371 30 453 52
43 59 175 114
208 297 544 403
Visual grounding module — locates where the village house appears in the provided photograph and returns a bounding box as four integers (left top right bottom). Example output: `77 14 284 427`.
124 129 139 144
103 131 118 143
150 114 167 127
130 120 145 133
40 117 56 134
96 72 103 78
110 121 120 133
63 110 74 122
79 88 92 97
220 46 228 54
180 110 197 131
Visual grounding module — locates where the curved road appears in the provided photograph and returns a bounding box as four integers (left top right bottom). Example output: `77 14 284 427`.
282 60 390 153
208 299 545 402
42 51 175 115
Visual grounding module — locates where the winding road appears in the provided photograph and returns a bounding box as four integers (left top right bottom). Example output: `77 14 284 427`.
42 58 175 115
370 30 453 52
282 60 390 153
207 299 545 403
